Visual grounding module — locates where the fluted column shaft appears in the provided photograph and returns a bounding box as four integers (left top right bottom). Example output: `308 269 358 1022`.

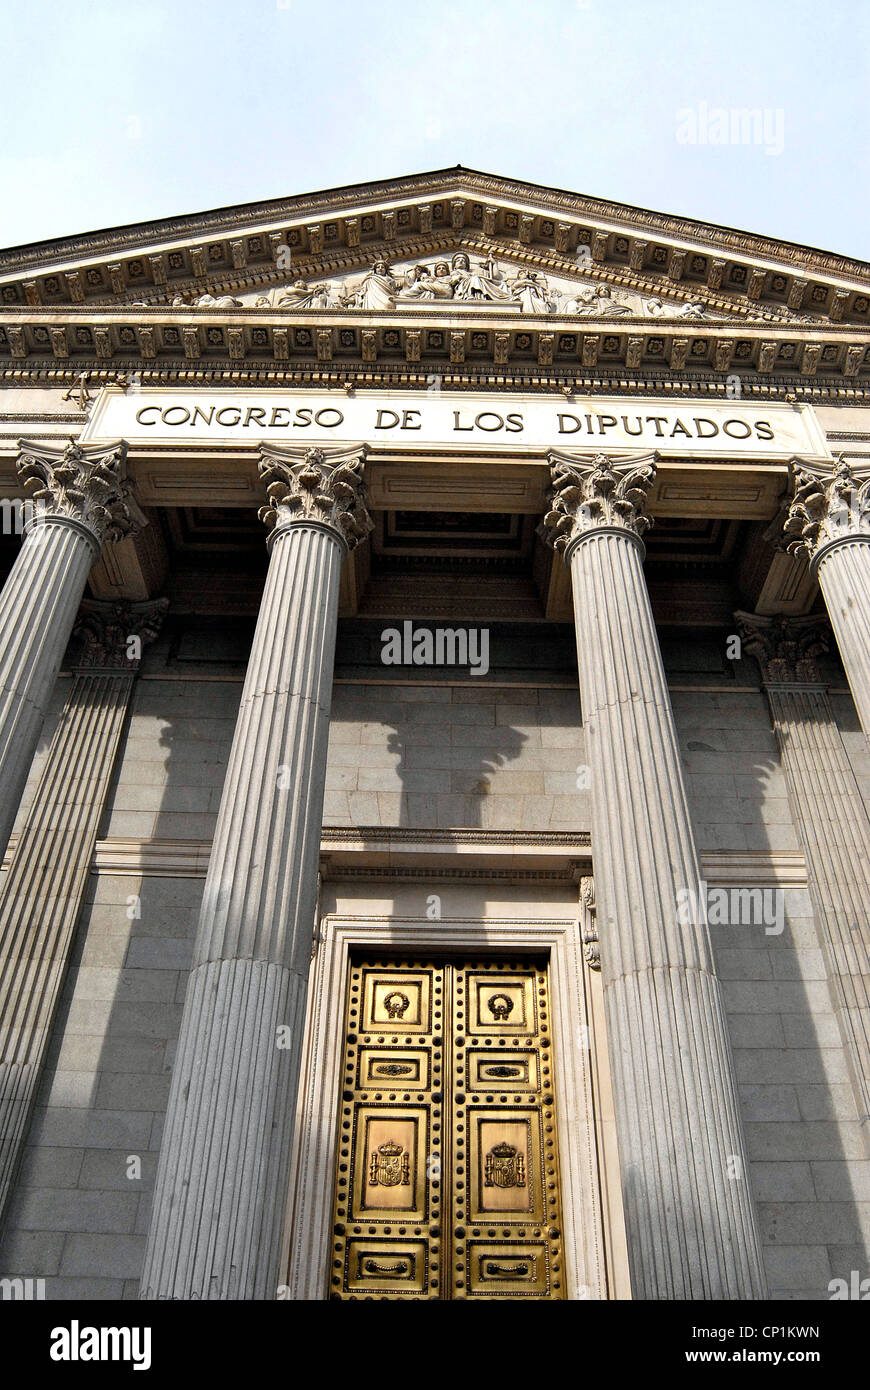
814 541 870 738
0 439 143 862
770 685 870 1141
0 600 165 1226
544 451 766 1299
141 446 371 1301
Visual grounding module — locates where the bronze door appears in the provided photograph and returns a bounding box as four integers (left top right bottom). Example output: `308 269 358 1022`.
329 956 564 1300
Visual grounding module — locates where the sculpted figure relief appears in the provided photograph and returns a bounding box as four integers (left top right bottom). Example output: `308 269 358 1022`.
508 268 554 315
397 262 455 300
644 297 716 321
558 284 633 317
342 257 400 310
255 280 336 309
450 251 512 301
220 253 731 319
174 291 244 309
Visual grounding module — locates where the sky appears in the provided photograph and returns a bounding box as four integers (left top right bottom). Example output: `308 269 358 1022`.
1 0 868 259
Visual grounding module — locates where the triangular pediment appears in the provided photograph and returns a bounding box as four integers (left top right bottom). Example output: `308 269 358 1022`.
1 168 867 387
0 167 867 321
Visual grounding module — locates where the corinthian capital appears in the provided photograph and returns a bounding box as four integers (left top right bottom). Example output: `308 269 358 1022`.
784 457 870 567
16 438 145 547
72 597 169 673
540 450 658 556
257 444 373 551
734 610 830 685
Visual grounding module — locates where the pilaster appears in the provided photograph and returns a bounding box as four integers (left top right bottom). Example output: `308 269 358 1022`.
0 598 167 1226
736 611 870 1150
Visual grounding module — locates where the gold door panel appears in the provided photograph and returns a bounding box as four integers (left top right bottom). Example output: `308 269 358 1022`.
465 970 538 1033
330 956 564 1300
353 1109 428 1220
360 966 432 1033
357 1048 430 1089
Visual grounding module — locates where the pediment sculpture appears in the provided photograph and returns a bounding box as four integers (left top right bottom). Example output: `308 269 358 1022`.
172 252 734 319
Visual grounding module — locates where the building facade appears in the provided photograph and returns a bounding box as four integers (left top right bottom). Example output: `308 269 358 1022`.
0 168 868 1301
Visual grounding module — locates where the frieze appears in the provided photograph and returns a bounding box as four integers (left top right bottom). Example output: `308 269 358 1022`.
1 359 868 406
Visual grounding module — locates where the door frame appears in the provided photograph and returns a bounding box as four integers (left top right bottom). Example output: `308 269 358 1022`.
281 914 613 1300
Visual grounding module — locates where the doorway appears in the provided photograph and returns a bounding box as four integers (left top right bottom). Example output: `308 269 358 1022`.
329 955 564 1299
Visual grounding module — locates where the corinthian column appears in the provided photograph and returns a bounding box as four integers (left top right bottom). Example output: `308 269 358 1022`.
0 598 167 1227
542 451 766 1300
141 445 372 1301
735 612 870 1148
0 439 144 862
785 458 870 740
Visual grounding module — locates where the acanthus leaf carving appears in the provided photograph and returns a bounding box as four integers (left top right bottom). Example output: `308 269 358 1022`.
72 596 169 673
734 610 830 685
541 450 658 555
256 443 373 551
784 456 870 566
16 437 146 547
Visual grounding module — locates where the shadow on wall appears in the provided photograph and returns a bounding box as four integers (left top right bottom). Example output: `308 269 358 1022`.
385 719 527 830
6 622 867 1302
328 618 586 835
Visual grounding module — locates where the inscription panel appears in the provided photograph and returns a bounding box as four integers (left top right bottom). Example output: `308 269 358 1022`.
85 387 832 462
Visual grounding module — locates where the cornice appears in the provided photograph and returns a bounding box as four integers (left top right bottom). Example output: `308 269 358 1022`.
2 228 846 325
1 167 866 281
56 232 834 325
320 827 591 847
